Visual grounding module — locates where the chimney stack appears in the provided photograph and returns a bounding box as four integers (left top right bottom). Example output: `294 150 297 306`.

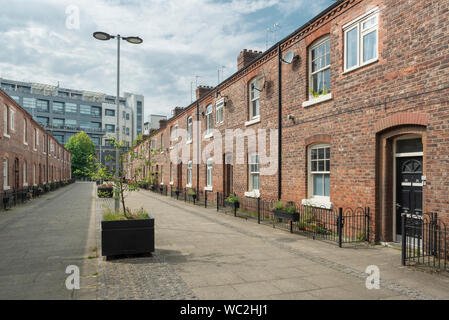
196 85 214 100
237 49 263 70
172 106 184 117
159 119 167 129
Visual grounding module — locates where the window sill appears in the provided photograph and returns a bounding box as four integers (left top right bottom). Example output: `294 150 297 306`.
204 133 213 140
3 186 10 190
186 140 192 145
302 93 333 108
301 197 332 209
342 59 379 75
3 134 10 139
24 142 28 146
245 190 260 198
160 182 164 185
245 117 261 127
23 183 28 187
186 183 192 188
169 181 174 185
204 186 213 191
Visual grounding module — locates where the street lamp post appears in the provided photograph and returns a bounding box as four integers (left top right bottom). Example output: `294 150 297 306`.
93 31 143 212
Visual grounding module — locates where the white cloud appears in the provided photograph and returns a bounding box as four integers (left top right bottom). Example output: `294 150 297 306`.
0 0 329 119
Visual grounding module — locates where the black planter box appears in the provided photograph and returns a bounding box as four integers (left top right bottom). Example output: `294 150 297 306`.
101 215 155 257
98 187 113 198
225 201 240 209
273 209 299 222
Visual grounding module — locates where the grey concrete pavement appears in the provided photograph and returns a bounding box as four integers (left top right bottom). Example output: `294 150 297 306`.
0 182 98 299
97 189 449 300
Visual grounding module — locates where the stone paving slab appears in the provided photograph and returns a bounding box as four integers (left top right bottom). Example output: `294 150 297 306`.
112 190 449 300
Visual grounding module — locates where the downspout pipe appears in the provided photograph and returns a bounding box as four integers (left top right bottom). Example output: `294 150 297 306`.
196 101 200 193
277 44 282 200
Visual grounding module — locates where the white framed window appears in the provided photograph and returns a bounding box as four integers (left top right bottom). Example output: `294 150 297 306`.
33 128 37 150
249 78 260 120
187 116 193 142
151 139 156 150
10 108 14 131
3 158 9 189
187 160 192 186
23 161 27 186
309 36 331 99
248 153 259 192
344 9 379 72
206 158 213 187
22 118 27 144
216 99 224 124
3 105 8 136
306 144 330 207
206 104 213 135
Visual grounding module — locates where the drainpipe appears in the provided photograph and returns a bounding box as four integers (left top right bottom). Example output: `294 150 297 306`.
196 101 200 193
277 44 282 200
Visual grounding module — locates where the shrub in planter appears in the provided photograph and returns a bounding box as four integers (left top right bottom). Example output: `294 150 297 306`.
225 194 240 209
173 187 180 196
273 201 299 222
187 188 197 200
101 207 155 257
98 183 114 198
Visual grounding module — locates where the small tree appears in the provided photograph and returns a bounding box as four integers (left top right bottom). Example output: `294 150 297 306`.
65 132 96 179
86 134 161 218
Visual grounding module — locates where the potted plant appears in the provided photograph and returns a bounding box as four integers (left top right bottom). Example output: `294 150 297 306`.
98 183 114 198
187 188 197 200
273 201 299 222
225 194 240 210
85 134 157 259
101 207 154 257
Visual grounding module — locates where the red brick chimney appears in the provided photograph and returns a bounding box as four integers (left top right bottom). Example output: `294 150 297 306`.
172 107 184 117
237 49 263 70
159 119 167 129
196 85 213 100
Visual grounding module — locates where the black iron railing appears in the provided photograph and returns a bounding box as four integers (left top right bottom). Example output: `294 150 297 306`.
147 187 370 247
402 213 448 272
1 178 76 211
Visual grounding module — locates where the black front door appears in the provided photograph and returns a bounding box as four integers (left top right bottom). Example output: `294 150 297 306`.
396 156 423 235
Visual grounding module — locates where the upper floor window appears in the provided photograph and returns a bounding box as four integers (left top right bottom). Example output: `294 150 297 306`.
205 105 213 135
23 118 27 144
105 124 115 133
249 78 260 120
187 116 193 141
65 103 77 114
216 100 224 124
10 108 14 131
80 105 91 115
36 99 49 112
309 36 331 99
53 102 65 114
3 105 8 136
105 109 115 116
344 9 378 72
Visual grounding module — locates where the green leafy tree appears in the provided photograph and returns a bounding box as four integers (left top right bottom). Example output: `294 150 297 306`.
65 132 96 178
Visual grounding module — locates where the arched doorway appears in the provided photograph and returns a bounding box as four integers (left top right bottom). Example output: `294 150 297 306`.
376 127 426 242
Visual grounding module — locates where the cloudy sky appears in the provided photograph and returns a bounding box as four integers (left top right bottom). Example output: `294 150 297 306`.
0 0 333 119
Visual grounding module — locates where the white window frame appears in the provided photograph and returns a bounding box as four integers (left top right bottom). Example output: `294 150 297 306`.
3 105 8 137
249 78 260 121
343 8 379 73
303 144 331 209
216 99 224 124
23 118 28 145
23 161 27 187
205 104 213 136
187 160 192 187
308 36 332 101
206 158 213 188
10 108 14 131
33 128 37 151
248 153 259 192
3 158 9 190
187 116 193 143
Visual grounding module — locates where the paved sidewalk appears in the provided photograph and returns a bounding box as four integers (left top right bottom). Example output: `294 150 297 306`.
0 182 98 299
96 190 449 300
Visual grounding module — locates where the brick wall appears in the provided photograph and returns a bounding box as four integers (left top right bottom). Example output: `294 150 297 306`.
1 90 71 192
125 0 449 241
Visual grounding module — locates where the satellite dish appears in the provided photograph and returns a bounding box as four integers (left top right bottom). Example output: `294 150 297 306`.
281 50 296 64
255 70 266 92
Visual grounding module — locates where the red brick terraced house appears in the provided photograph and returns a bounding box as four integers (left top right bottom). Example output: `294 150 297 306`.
125 0 449 243
1 89 72 197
